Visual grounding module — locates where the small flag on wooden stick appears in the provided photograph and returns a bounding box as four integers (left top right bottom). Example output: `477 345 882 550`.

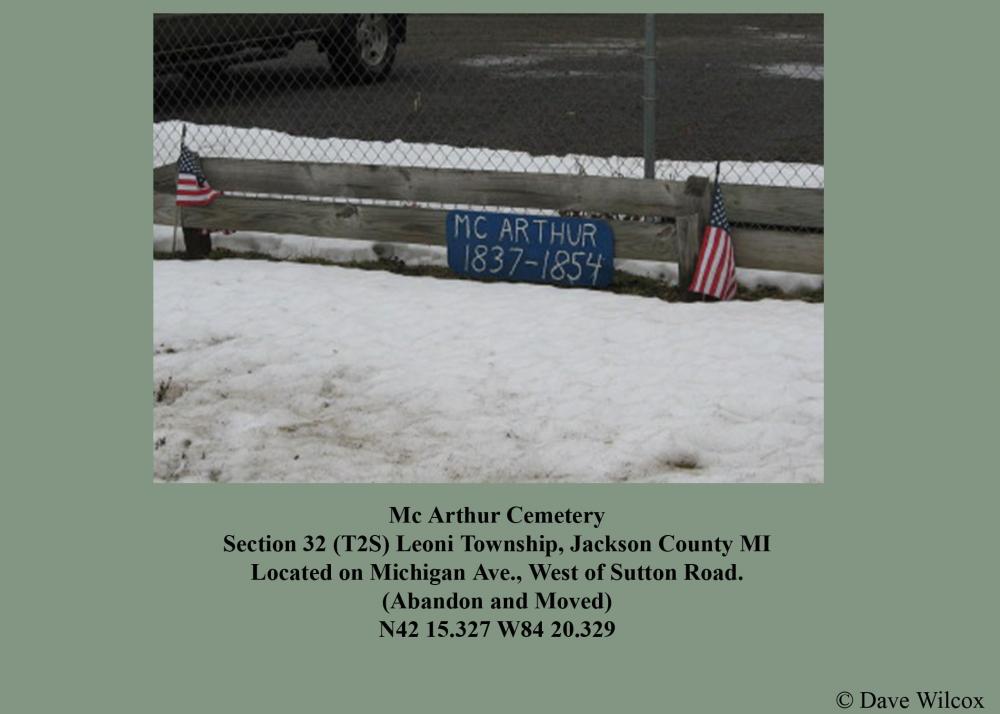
689 162 737 300
176 142 221 207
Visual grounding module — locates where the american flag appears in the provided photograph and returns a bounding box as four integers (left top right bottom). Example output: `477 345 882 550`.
176 143 221 207
689 177 737 300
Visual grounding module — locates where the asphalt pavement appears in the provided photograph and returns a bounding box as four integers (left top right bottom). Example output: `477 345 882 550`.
154 14 823 167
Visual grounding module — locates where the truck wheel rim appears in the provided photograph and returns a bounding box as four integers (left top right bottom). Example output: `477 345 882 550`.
356 14 389 67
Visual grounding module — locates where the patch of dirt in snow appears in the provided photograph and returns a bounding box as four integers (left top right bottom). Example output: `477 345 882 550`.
154 378 186 405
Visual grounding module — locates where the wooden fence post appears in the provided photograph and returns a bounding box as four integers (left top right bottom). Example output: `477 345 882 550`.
675 175 710 296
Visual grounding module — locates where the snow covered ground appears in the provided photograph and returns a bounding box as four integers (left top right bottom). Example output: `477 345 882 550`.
153 121 825 187
153 260 823 483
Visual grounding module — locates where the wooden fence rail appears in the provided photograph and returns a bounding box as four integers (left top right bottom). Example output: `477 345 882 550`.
153 158 823 274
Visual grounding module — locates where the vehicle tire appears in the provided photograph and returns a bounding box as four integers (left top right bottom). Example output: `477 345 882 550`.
327 14 398 83
183 228 213 259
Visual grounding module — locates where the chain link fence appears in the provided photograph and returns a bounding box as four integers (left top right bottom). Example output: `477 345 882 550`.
154 13 823 191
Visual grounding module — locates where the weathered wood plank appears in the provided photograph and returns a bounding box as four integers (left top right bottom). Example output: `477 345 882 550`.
154 159 823 227
731 228 823 274
190 158 699 218
723 183 823 229
153 192 173 225
153 164 174 194
153 193 679 262
612 221 678 261
153 193 821 272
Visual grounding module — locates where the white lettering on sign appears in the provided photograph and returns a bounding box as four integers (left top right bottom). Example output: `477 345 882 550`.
446 210 614 288
498 217 514 241
453 213 470 239
515 217 529 243
459 213 602 248
454 213 491 241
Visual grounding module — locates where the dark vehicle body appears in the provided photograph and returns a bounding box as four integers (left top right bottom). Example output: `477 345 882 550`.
154 13 407 81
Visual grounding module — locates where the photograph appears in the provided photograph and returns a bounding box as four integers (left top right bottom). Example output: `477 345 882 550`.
152 13 824 483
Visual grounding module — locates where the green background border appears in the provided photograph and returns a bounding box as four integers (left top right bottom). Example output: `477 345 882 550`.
4 1 998 712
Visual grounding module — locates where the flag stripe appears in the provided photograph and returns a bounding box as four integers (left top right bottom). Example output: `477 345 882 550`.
688 180 737 300
691 227 717 293
697 229 724 294
707 230 727 292
708 238 731 297
690 229 708 292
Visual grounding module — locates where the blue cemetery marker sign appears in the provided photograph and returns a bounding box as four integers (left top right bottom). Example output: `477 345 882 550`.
446 210 615 288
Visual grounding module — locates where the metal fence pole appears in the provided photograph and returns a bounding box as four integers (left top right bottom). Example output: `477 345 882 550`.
643 14 656 179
